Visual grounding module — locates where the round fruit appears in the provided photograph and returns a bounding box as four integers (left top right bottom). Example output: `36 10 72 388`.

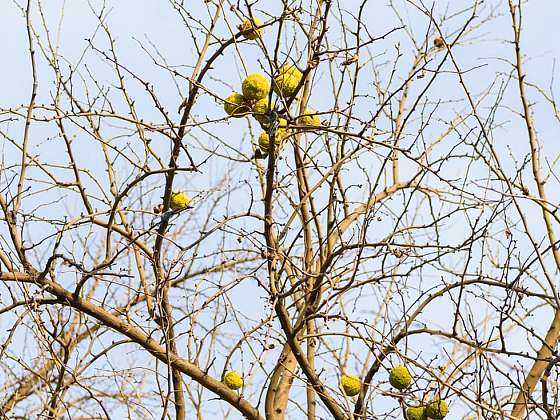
224 92 250 117
340 374 361 397
276 118 288 129
223 371 243 390
297 109 321 126
279 64 302 79
258 127 288 152
389 365 412 390
426 400 448 419
240 18 263 40
169 191 190 210
273 64 303 98
252 98 276 125
242 73 270 101
406 406 427 420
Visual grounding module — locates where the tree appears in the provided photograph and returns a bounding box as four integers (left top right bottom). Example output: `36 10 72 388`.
1 0 559 419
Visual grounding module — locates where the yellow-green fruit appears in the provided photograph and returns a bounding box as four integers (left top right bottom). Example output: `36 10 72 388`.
389 365 412 390
276 118 288 129
279 64 302 79
252 98 276 125
406 406 427 420
240 18 263 40
273 65 303 98
340 374 361 397
169 191 190 210
426 400 448 419
224 92 250 117
258 128 287 152
242 73 270 101
223 371 243 390
297 109 321 126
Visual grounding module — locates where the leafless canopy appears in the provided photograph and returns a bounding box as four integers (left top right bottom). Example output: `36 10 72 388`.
1 0 560 419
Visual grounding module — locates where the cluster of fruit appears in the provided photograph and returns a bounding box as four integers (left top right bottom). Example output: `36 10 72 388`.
341 366 449 419
222 366 448 419
223 18 321 154
157 20 266 210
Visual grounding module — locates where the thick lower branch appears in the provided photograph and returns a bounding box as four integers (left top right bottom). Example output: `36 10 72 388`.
1 272 263 420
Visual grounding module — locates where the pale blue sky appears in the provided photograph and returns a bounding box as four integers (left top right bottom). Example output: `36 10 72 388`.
2 1 560 419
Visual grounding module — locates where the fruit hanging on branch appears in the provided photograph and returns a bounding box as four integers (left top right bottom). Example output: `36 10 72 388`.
426 399 449 419
273 64 303 99
223 92 251 117
252 98 276 126
340 374 361 397
239 17 263 40
242 73 270 101
169 191 190 210
389 365 412 390
296 109 321 127
406 406 427 420
223 371 244 390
